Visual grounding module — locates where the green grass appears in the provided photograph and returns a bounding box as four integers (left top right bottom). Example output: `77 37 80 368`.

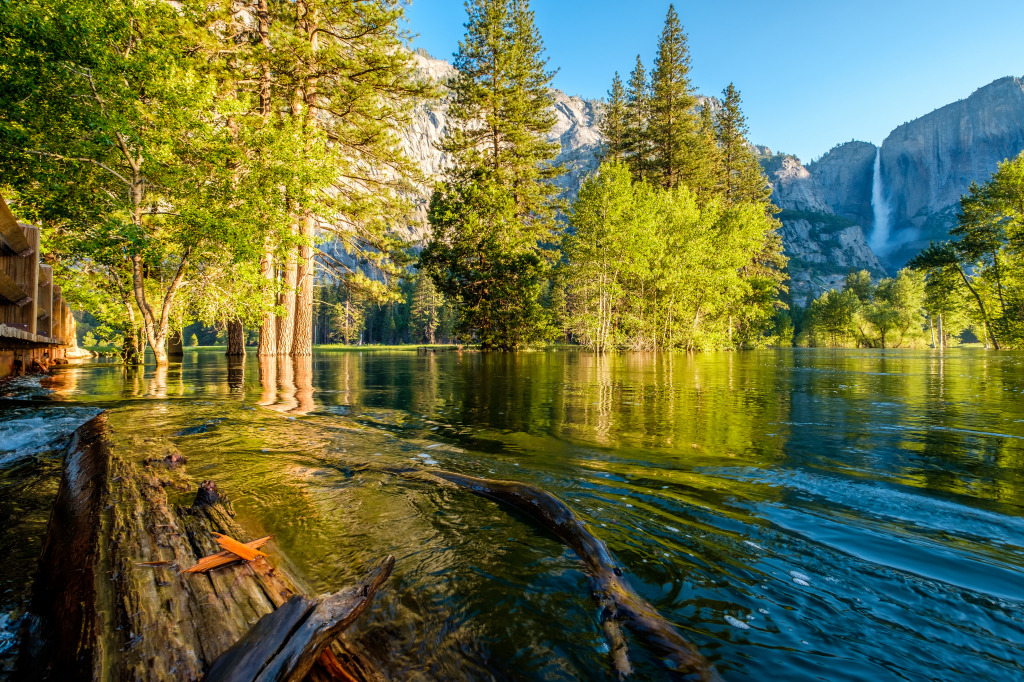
314 343 469 351
82 344 120 354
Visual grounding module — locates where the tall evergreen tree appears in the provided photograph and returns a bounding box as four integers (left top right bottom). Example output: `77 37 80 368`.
649 5 699 190
420 0 562 350
222 0 427 358
694 102 723 200
602 73 628 162
715 83 772 205
623 56 652 181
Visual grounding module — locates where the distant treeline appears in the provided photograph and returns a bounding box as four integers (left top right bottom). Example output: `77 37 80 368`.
793 152 1024 350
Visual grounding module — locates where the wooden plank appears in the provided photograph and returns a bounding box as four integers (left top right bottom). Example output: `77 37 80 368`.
0 268 29 305
0 225 39 332
52 294 63 343
37 264 53 338
0 193 32 256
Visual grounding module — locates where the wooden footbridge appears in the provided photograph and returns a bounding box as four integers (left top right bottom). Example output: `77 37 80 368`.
0 192 76 379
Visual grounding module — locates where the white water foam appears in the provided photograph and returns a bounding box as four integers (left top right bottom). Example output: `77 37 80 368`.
0 612 18 655
0 407 102 466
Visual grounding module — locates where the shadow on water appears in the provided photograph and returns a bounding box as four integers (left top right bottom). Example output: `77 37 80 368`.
1 348 1023 680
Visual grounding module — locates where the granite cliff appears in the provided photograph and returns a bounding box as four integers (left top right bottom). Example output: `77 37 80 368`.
396 55 1024 303
765 76 1024 277
878 76 1024 264
397 53 878 301
760 148 886 301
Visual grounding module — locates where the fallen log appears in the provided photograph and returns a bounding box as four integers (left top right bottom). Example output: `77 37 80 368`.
18 412 388 682
204 556 394 682
406 469 722 681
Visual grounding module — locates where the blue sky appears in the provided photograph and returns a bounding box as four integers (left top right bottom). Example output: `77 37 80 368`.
402 0 1024 162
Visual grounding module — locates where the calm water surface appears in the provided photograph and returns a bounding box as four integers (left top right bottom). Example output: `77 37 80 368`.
1 349 1023 680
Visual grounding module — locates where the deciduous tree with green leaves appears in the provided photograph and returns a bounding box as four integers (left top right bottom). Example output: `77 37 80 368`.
909 152 1024 349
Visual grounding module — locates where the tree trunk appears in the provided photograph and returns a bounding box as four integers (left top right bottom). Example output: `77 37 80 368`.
292 214 315 356
392 469 723 682
938 313 945 350
18 412 386 681
122 329 144 365
227 318 246 357
168 329 184 360
258 247 277 357
278 237 298 355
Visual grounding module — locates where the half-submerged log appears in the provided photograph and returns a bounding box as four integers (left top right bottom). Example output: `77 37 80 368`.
423 470 721 681
19 412 388 681
204 556 394 682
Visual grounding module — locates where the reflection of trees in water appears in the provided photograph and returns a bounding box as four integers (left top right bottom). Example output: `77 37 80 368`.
787 350 1024 508
257 354 315 415
368 351 794 470
227 356 245 394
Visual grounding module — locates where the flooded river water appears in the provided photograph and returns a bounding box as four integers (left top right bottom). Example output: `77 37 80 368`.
1 348 1022 680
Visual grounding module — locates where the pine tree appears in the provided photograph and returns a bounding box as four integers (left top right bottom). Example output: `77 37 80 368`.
229 1 428 357
715 83 772 205
693 102 724 200
410 274 445 344
420 0 562 350
602 73 628 161
623 56 652 181
649 5 700 190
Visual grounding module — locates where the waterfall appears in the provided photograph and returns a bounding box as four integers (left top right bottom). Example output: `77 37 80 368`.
870 147 891 256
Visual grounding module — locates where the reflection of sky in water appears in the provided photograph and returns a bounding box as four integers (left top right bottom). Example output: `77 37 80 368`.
2 349 1023 680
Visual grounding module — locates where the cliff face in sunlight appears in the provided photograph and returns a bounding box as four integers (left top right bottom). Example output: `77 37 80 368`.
761 149 886 303
766 76 1024 282
878 76 1024 265
396 54 604 243
395 56 1024 304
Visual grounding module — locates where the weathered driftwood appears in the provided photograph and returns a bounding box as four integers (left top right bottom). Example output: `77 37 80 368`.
417 469 722 681
18 412 387 682
204 556 394 682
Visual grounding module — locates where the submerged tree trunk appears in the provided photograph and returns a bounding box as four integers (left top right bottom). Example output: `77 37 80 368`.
227 318 246 356
122 329 145 365
258 249 278 357
278 237 298 355
168 329 184 360
391 468 722 681
292 214 315 357
18 412 387 681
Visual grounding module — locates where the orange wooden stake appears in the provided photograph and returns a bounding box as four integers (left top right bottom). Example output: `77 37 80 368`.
212 532 269 561
181 535 273 574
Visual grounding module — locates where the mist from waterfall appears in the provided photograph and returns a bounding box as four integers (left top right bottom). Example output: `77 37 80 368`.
870 147 891 256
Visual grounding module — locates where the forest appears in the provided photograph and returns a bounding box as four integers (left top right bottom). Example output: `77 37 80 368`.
1 0 1021 356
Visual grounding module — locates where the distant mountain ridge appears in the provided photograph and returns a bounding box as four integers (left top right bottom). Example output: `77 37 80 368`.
765 75 1024 293
396 55 1024 303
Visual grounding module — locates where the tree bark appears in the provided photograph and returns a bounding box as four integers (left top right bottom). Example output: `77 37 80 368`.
278 237 298 355
18 412 384 681
227 318 246 357
292 214 315 356
168 329 185 360
258 248 278 357
391 468 722 681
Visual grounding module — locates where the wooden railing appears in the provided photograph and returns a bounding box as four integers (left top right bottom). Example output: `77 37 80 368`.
0 192 75 347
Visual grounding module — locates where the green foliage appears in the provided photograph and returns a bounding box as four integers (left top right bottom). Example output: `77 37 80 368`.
189 334 199 347
0 0 427 361
421 0 561 351
601 73 628 162
803 269 932 348
716 84 773 205
560 162 787 351
648 5 700 191
775 210 859 232
909 152 1024 349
